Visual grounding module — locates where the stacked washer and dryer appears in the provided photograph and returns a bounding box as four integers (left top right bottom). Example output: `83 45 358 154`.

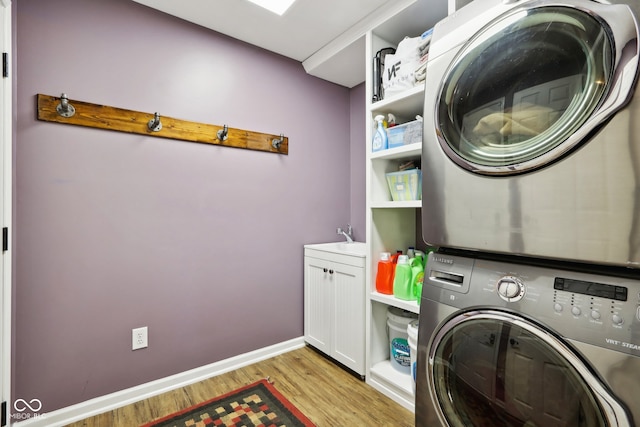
417 0 640 426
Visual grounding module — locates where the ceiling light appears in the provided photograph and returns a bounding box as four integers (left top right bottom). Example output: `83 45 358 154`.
246 0 297 15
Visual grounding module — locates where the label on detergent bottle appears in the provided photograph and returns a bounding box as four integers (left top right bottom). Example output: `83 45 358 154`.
414 270 424 300
391 338 411 366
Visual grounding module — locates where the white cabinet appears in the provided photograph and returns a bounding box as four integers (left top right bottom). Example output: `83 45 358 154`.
363 1 448 412
304 245 366 376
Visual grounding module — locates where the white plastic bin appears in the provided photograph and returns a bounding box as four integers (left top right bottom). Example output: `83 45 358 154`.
386 120 422 149
387 307 418 374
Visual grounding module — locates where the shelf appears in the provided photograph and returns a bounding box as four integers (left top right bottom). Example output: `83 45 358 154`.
371 143 422 160
371 291 420 314
369 360 414 406
372 0 448 49
370 200 421 209
370 84 425 118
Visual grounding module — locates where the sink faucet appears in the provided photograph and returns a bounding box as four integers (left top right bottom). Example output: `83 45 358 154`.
336 224 354 243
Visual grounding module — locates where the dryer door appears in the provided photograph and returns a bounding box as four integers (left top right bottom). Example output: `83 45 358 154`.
435 0 639 175
427 309 631 426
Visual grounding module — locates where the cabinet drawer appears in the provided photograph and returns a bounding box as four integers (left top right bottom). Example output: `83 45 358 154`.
304 247 366 268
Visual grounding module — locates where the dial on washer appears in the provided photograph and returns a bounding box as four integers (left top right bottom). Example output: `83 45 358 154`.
497 276 525 302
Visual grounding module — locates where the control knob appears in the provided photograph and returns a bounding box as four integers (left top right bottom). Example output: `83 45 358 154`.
612 314 624 326
496 276 525 302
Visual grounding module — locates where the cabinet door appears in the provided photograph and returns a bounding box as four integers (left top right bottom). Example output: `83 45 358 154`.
304 257 331 354
332 263 365 375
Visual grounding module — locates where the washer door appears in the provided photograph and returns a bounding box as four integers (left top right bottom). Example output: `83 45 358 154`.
427 310 630 426
436 0 639 175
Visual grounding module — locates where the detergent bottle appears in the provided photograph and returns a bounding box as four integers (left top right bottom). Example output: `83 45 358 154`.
415 250 426 269
393 255 413 300
375 252 394 295
411 254 425 303
372 115 388 152
407 246 415 259
389 250 402 286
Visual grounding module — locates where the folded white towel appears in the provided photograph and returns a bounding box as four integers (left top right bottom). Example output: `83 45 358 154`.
472 103 562 143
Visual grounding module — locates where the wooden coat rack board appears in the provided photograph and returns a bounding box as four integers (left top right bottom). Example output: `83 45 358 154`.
36 94 289 155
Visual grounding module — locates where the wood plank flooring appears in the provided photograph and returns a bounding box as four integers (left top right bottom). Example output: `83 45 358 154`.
65 345 414 426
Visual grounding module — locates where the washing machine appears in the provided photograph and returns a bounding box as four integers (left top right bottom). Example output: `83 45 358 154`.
416 252 640 426
421 0 640 268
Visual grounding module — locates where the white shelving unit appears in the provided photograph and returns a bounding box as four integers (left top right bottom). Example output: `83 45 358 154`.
365 83 423 409
363 1 448 412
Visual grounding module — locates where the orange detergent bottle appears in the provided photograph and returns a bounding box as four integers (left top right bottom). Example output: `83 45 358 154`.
376 251 402 294
375 252 394 294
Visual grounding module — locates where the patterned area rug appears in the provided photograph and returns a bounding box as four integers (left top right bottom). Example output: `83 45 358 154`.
141 379 316 427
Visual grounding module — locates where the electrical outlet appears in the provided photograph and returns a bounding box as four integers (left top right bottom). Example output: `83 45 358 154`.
132 326 148 350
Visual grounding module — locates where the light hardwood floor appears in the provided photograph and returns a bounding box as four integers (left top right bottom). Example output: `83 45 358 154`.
65 345 414 426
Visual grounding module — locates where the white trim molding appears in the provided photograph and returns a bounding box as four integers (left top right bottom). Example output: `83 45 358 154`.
13 337 305 427
1 1 11 426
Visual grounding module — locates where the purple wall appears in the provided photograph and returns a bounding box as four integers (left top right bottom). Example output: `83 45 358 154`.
13 0 362 413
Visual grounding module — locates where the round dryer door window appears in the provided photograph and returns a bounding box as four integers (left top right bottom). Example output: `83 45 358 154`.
435 2 639 175
427 310 630 426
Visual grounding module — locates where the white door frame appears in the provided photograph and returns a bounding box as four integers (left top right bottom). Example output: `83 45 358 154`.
0 0 12 425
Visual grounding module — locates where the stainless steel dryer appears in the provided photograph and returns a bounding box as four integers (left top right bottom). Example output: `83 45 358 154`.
421 0 640 268
416 252 640 426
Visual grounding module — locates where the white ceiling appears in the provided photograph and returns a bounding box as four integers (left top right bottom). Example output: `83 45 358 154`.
131 0 448 87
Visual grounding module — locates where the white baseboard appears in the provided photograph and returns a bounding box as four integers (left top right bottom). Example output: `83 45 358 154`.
12 337 305 427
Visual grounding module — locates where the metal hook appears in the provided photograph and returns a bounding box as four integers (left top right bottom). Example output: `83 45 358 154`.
147 112 162 132
56 93 76 118
217 124 228 141
272 134 284 150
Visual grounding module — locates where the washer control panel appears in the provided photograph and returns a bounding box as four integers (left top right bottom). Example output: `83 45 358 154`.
551 277 629 327
424 253 640 357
